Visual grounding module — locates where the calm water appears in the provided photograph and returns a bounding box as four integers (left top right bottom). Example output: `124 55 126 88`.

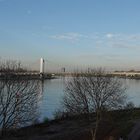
38 77 65 120
38 77 140 120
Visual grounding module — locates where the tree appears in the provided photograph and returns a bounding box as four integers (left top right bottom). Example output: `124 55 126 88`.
63 68 127 140
0 60 27 73
0 60 39 136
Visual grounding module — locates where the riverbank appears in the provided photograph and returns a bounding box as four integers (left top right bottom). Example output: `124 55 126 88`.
0 118 118 140
1 108 140 140
0 73 56 80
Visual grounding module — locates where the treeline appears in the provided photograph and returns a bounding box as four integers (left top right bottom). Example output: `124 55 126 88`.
0 60 27 73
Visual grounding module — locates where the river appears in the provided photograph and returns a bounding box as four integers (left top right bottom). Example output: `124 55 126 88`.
38 77 140 120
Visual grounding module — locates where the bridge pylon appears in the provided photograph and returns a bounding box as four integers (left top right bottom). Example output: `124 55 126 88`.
40 58 45 79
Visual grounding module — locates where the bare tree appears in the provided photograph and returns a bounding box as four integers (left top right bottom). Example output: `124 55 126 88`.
0 60 27 73
63 68 127 140
0 60 39 136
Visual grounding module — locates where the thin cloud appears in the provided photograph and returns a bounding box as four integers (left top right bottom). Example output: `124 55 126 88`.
50 32 140 50
50 32 89 42
111 43 140 50
106 33 114 39
105 33 140 42
103 33 140 50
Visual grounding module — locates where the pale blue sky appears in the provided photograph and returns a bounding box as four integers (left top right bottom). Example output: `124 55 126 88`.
0 0 140 71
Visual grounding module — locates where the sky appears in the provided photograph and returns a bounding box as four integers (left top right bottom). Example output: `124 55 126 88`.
1 0 140 71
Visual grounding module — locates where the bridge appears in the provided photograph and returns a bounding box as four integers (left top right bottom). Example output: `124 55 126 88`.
1 58 140 79
111 71 140 79
0 58 56 80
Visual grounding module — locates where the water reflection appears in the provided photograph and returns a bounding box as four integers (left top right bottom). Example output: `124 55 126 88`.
38 80 44 100
124 79 140 106
39 78 140 120
38 78 64 120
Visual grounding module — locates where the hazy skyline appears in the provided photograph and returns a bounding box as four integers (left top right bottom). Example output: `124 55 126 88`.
1 0 140 71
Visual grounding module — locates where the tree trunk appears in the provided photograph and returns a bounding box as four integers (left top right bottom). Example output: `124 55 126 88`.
92 110 100 140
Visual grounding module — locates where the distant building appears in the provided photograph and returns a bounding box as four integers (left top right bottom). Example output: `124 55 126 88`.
62 67 66 73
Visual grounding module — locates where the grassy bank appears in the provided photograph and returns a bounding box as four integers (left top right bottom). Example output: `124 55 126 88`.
1 108 140 140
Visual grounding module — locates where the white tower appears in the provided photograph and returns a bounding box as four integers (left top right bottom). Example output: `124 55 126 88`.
40 58 44 74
